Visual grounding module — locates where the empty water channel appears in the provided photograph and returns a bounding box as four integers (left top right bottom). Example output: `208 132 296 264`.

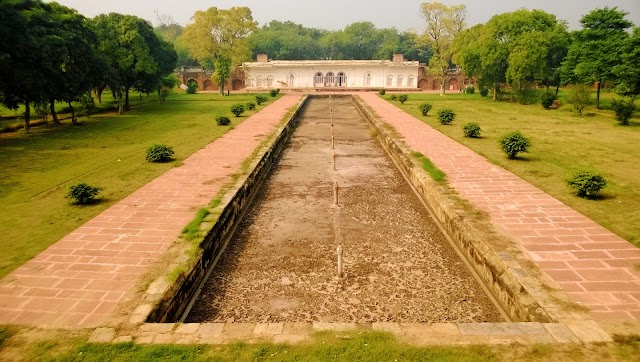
181 96 506 324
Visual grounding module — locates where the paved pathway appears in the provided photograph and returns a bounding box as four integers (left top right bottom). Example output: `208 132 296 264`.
0 94 302 327
359 93 640 321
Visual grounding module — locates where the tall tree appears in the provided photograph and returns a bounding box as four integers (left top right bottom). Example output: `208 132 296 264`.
613 27 640 99
420 1 466 96
561 7 633 109
181 7 256 95
247 20 326 60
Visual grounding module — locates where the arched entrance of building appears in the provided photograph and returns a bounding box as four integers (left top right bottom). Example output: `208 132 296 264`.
337 72 347 87
186 78 198 90
448 78 459 91
325 72 335 87
203 79 215 91
418 78 429 90
288 73 295 87
314 72 323 87
232 79 244 90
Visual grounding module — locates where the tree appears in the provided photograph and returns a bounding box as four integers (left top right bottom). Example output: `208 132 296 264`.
420 2 466 96
182 7 257 95
92 13 176 112
561 7 632 109
613 27 640 100
455 10 568 101
248 20 326 60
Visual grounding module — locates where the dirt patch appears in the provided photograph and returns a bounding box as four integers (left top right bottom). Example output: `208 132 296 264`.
186 97 503 324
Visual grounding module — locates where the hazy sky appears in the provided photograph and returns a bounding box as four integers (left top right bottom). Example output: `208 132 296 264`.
49 0 640 32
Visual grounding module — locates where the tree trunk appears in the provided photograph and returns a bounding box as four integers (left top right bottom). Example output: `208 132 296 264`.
49 98 60 125
116 92 123 114
440 77 446 96
219 81 225 96
95 85 105 103
124 88 130 111
555 83 560 96
68 102 77 125
24 99 31 132
596 80 601 109
493 84 498 101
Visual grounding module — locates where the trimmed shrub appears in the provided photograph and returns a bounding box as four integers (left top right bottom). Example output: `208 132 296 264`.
568 84 591 116
419 103 432 116
480 87 489 97
437 109 455 125
216 116 231 126
255 95 268 105
66 182 101 204
379 88 386 95
146 144 174 162
186 82 197 94
514 86 538 105
230 103 245 117
540 89 557 110
568 171 606 197
389 94 397 101
464 86 475 94
398 94 408 104
269 88 280 97
611 99 635 125
246 101 256 110
463 122 482 138
499 131 531 159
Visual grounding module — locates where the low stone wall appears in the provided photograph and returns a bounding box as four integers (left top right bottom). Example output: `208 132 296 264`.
352 96 551 323
146 96 310 323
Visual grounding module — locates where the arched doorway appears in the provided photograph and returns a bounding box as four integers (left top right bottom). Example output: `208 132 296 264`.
364 72 372 87
256 76 264 87
337 72 347 87
314 72 323 87
203 79 214 90
232 79 243 90
407 75 415 87
325 72 335 87
288 73 295 87
418 78 428 90
186 78 198 89
397 75 404 87
448 78 459 91
432 80 438 90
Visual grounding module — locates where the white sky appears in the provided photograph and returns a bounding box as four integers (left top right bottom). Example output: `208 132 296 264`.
48 0 640 31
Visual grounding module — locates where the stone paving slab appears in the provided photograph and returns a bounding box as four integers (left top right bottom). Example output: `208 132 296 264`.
0 95 302 328
358 93 640 321
86 321 611 345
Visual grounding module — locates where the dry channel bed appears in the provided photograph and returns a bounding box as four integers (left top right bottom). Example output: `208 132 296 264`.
186 97 503 324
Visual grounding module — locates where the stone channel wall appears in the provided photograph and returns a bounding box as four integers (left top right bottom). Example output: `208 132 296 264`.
352 96 552 323
147 96 310 323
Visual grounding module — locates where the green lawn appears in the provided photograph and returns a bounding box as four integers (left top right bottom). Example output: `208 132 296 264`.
0 91 277 278
388 91 640 246
1 328 638 361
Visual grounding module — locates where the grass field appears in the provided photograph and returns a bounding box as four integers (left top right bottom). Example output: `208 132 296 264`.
0 327 638 361
387 90 640 246
0 91 278 278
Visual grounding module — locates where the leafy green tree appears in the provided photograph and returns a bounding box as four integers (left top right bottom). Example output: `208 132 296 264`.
613 27 640 100
182 7 257 95
561 7 633 109
420 1 466 96
248 20 326 60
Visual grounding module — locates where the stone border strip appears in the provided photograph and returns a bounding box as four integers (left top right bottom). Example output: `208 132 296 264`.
89 321 611 345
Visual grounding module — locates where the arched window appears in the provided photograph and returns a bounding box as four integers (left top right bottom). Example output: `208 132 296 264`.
246 78 254 87
288 73 295 87
407 75 415 87
314 72 323 86
267 76 274 87
256 76 263 87
365 72 372 87
397 75 404 87
337 72 347 87
325 72 335 86
386 75 393 87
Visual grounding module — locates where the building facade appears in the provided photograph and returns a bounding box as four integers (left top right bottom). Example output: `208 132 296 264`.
241 54 420 90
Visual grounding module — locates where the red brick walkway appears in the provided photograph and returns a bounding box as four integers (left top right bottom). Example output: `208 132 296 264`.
359 93 640 321
0 95 302 327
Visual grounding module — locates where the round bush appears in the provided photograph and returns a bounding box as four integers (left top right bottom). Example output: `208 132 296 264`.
255 95 268 105
389 94 397 101
66 182 102 204
499 131 531 159
230 103 245 117
379 88 386 95
146 144 174 163
463 122 482 138
567 171 606 197
419 103 432 116
398 94 408 104
246 101 256 110
437 109 455 125
540 89 557 110
216 116 231 126
611 99 635 125
269 88 280 97
480 88 489 97
464 86 475 94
